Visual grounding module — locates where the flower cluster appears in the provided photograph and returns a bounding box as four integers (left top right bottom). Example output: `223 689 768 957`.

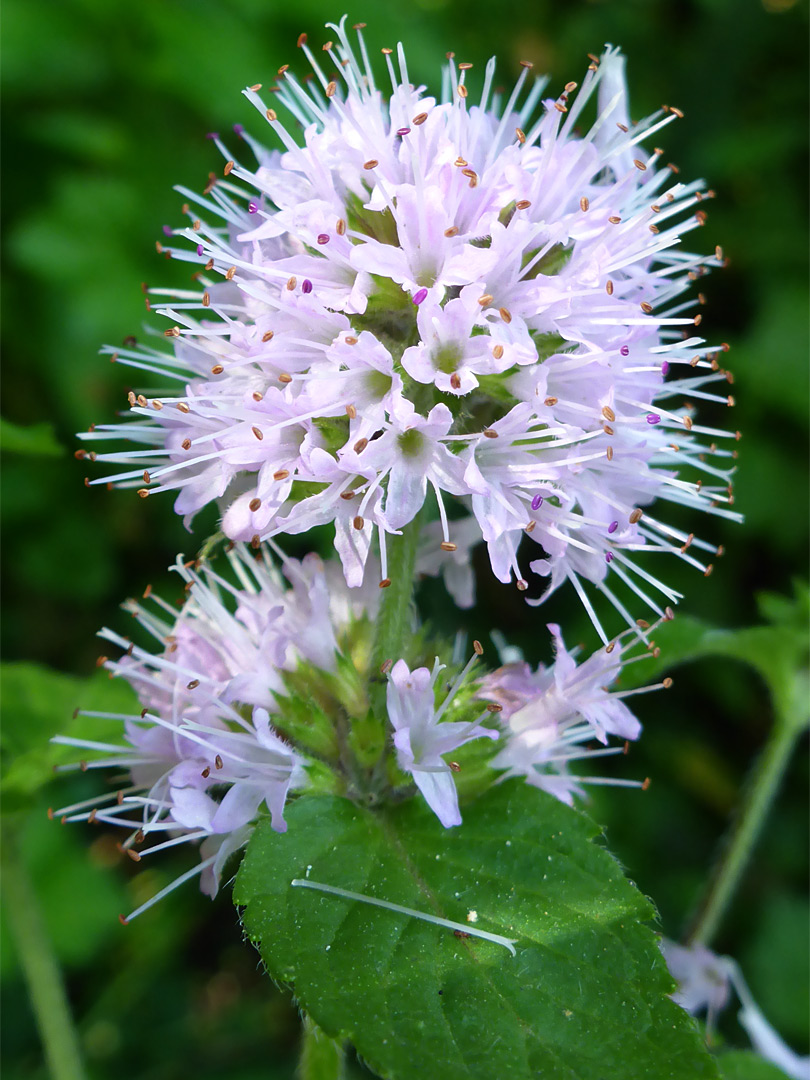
52 539 660 919
79 19 739 639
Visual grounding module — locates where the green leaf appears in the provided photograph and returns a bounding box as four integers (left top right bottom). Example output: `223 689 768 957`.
0 662 139 806
716 1049 792 1080
235 783 718 1080
0 417 63 457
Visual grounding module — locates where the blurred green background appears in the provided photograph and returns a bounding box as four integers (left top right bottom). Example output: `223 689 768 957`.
2 0 807 1077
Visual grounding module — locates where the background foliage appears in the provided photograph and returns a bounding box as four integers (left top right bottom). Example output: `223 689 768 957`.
2 0 807 1077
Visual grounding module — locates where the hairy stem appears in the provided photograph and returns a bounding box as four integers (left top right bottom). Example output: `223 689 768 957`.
297 1014 346 1080
1 821 88 1080
371 515 421 685
686 717 802 947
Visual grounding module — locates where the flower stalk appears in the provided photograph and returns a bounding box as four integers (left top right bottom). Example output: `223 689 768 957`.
297 1014 346 1080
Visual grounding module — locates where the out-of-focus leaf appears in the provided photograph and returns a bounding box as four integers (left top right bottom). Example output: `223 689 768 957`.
0 417 63 457
0 662 139 806
717 1049 793 1079
236 783 720 1080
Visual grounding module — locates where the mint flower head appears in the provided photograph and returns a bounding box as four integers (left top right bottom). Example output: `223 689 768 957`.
81 18 739 637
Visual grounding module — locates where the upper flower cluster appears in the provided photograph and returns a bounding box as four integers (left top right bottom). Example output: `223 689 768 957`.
80 18 738 637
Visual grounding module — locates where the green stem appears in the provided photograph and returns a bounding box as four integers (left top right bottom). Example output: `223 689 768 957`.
297 1014 346 1080
371 515 421 679
1 821 88 1080
687 717 802 947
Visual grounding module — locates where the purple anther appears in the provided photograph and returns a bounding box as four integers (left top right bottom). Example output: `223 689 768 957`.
233 124 244 137
396 127 411 137
608 520 618 534
531 494 543 511
302 279 313 294
248 202 258 214
162 225 173 237
661 361 670 376
605 551 614 564
317 233 330 245
205 132 219 140
646 413 661 425
620 345 630 357
412 287 428 306
196 244 204 256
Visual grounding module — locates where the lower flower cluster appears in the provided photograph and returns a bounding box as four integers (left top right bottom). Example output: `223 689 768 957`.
53 544 659 921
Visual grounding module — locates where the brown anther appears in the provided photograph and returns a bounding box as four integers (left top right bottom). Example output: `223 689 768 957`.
641 777 651 791
515 127 526 144
202 291 211 307
461 168 477 181
450 373 461 390
486 704 503 715
249 82 262 92
142 470 151 484
127 849 141 862
515 199 531 210
177 402 190 413
499 307 512 323
250 534 260 549
554 101 567 113
440 541 457 552
344 335 358 345
608 215 621 225
649 224 660 234
278 373 292 384
603 425 614 436
192 219 201 230
205 258 215 270
727 395 735 407
345 403 357 420
322 40 333 51
695 210 707 226
223 160 234 176
703 564 714 578
252 426 263 440
680 533 694 553
164 326 181 338
516 579 528 592
137 489 150 498
483 428 498 439
155 240 163 253
186 679 200 690
286 276 297 290
215 755 224 770
616 122 628 133
449 761 461 773
381 47 393 55
519 60 534 69
352 515 365 530
606 280 614 296
640 301 653 314
565 80 578 92
137 394 148 407
543 396 559 407
580 196 589 212
75 449 87 460
478 294 494 306
454 157 468 167
378 578 391 589
353 437 368 454
629 508 643 524
601 405 616 422
339 490 355 500
336 218 346 235
297 32 307 47
127 391 137 405
97 654 108 668
636 618 651 630
412 112 428 125
587 52 600 63
380 658 393 675
670 106 684 118
211 365 224 375
457 85 468 99
683 416 693 430
249 498 262 512
668 162 680 173
525 520 537 533
201 766 211 779
633 159 646 171
492 344 504 360
273 469 290 481
606 446 614 461
716 545 725 557
363 159 378 170
444 226 460 237
225 266 236 280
